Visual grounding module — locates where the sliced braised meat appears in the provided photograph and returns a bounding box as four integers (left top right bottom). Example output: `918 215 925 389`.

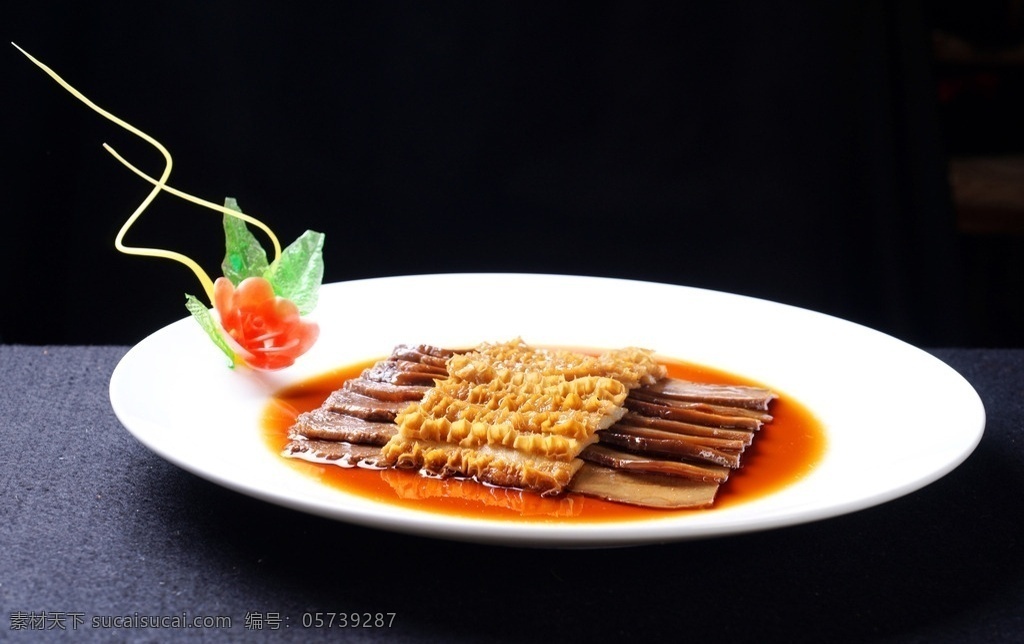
600 424 744 468
640 378 777 410
617 412 754 443
412 344 459 359
629 388 774 423
568 462 719 509
625 398 765 430
290 407 397 445
389 344 454 368
284 439 383 466
343 376 431 402
362 360 447 386
580 444 731 483
323 389 409 422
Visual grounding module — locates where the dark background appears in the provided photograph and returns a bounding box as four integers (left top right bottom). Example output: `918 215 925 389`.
4 1 1023 347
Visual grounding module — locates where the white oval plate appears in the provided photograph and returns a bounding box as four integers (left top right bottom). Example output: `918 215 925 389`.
109 274 985 547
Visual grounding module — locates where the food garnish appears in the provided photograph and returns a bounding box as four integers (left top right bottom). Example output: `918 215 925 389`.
14 43 323 370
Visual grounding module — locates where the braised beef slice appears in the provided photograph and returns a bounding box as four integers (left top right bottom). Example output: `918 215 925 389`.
388 344 453 368
290 407 397 445
362 360 448 386
625 398 765 431
568 462 719 509
641 378 777 410
580 444 731 483
616 411 754 443
628 388 774 423
323 389 409 422
600 425 744 468
284 439 383 465
343 376 431 402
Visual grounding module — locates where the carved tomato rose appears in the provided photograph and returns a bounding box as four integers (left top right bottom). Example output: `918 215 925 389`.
213 276 319 370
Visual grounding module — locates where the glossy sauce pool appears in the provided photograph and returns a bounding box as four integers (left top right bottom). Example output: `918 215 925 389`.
262 357 826 523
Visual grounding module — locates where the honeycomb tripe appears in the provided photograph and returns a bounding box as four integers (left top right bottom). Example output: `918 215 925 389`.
378 338 666 495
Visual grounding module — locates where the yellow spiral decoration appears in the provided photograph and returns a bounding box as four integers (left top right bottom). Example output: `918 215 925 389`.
13 42 282 304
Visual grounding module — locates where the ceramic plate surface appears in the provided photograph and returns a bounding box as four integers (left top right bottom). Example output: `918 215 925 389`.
109 274 985 547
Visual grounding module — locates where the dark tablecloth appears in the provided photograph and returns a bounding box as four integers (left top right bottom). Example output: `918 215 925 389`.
1 345 1021 643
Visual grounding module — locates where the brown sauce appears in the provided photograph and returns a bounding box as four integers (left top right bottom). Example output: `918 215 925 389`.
262 357 826 523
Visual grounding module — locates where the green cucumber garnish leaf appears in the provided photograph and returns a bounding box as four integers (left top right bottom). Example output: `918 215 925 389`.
263 229 325 316
185 293 237 367
221 198 269 284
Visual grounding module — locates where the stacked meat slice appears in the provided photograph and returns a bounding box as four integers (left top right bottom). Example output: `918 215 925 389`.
570 378 776 508
284 344 776 509
284 345 452 466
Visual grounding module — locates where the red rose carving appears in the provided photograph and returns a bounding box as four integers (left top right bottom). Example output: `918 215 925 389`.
213 276 319 370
